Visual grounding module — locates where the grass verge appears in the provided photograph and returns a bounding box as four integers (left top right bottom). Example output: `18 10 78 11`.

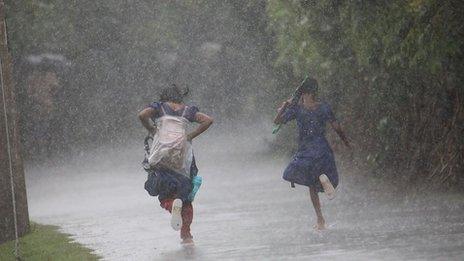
0 222 99 261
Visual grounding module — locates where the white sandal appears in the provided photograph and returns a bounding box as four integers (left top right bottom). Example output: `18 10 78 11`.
171 199 183 231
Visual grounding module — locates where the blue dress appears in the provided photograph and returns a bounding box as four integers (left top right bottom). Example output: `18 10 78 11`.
281 101 339 192
143 102 199 203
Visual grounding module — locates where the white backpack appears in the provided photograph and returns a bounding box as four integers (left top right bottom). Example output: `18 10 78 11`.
148 105 193 178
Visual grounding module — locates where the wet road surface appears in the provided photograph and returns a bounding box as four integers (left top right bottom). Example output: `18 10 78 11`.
26 143 464 260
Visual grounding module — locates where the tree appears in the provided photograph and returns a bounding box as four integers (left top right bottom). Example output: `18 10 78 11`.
0 0 29 245
267 0 464 186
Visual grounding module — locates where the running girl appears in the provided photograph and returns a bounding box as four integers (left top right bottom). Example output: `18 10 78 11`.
138 84 213 244
274 78 350 230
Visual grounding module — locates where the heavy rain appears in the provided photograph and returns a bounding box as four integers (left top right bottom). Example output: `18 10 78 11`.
1 1 463 260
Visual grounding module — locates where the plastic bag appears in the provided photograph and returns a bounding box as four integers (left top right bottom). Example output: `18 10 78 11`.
148 114 193 178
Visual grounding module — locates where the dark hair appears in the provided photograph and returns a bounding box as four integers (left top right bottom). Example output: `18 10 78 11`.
159 84 189 103
300 78 318 95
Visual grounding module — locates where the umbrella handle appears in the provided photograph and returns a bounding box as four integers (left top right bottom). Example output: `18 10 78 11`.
272 124 282 134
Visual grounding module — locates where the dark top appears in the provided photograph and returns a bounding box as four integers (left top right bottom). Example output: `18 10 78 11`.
281 101 339 190
282 101 336 152
148 102 199 122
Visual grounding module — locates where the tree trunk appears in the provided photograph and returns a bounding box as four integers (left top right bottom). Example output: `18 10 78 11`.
0 0 29 244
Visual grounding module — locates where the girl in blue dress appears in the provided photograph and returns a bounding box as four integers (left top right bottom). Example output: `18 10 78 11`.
138 84 213 244
274 78 350 230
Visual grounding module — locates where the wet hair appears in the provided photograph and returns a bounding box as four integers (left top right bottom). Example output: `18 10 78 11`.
159 84 189 103
300 78 318 95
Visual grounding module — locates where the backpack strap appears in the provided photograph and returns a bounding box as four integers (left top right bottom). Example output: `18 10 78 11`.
160 103 167 116
181 106 189 118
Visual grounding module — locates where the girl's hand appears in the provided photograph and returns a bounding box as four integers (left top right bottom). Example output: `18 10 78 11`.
284 98 292 106
278 99 292 112
344 140 352 149
342 136 351 148
148 126 156 136
274 98 293 124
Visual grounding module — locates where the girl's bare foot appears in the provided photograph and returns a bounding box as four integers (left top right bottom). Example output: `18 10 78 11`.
181 237 194 245
309 187 326 230
313 218 326 230
319 174 335 200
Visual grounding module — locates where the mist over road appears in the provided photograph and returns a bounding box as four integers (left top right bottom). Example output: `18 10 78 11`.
26 135 464 260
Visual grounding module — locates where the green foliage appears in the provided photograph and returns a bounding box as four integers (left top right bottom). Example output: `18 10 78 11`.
267 0 464 185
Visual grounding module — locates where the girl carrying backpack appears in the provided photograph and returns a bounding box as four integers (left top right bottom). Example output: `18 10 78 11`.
138 84 213 244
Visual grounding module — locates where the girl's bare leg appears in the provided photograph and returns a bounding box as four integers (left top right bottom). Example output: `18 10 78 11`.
309 186 326 230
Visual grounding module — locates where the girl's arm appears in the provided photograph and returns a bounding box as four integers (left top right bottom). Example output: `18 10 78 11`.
273 99 292 124
187 112 213 141
138 107 157 135
330 121 351 148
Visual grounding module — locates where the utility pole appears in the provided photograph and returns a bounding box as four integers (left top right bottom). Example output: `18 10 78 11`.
0 0 29 251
